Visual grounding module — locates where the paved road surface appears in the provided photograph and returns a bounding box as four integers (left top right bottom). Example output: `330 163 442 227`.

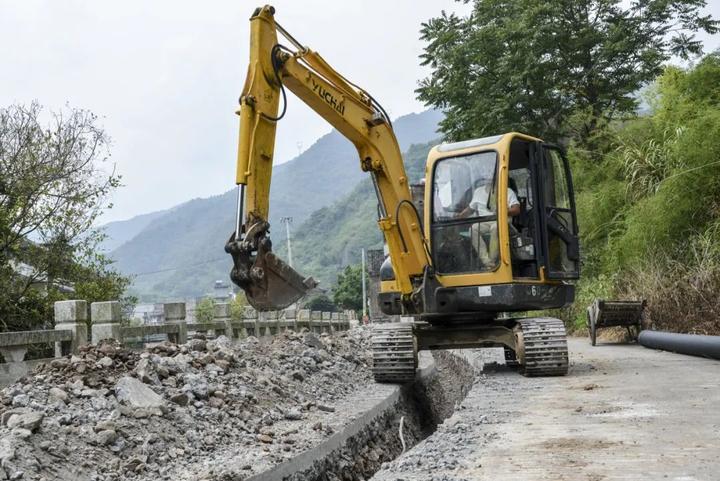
372 338 720 481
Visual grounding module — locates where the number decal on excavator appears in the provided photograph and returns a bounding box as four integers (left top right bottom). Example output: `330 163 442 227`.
311 78 345 115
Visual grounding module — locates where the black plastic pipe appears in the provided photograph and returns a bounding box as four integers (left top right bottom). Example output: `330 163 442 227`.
638 330 720 360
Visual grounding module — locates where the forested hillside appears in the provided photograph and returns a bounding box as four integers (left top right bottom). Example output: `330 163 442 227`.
99 209 169 252
107 110 441 300
567 56 720 334
273 141 435 287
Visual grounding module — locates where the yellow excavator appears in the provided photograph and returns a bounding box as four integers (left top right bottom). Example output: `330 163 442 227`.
225 5 580 382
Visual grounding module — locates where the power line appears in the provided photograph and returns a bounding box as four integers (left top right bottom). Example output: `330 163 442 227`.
129 256 228 277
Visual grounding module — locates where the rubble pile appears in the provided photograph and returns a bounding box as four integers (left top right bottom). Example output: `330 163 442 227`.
0 329 372 481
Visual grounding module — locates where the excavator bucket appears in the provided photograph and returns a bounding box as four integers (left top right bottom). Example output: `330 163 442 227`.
242 250 317 311
226 233 317 311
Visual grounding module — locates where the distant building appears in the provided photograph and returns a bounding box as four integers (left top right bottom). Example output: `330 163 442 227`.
9 259 74 295
211 280 233 302
132 303 164 324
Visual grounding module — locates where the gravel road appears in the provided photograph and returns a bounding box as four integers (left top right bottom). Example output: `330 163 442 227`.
372 337 720 481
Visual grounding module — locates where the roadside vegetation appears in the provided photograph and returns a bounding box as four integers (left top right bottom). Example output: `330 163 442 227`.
419 0 720 334
568 56 720 334
0 102 133 333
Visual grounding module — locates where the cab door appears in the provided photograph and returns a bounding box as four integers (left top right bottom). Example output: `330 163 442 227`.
532 143 580 279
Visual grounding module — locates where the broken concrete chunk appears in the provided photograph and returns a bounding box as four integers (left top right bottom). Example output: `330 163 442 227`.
95 429 118 446
98 356 114 368
48 387 68 403
10 394 29 407
0 436 16 464
6 411 44 432
114 377 165 410
317 404 336 413
134 358 160 385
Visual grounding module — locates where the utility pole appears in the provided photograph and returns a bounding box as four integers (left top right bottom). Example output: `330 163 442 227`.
361 248 367 320
280 217 293 267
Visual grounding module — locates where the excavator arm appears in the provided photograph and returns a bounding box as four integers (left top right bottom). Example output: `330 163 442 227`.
225 5 430 311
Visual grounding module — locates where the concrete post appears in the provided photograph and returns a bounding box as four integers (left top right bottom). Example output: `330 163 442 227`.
256 311 266 337
282 308 297 332
297 309 310 331
164 302 187 344
214 302 234 339
54 300 88 357
243 307 257 337
330 312 339 333
311 311 322 334
91 301 122 344
322 311 331 333
267 310 279 335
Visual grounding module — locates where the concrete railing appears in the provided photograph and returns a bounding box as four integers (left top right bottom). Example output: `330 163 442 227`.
0 299 356 386
120 302 354 344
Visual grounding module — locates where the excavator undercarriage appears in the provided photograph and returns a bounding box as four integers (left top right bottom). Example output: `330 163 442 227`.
372 317 569 383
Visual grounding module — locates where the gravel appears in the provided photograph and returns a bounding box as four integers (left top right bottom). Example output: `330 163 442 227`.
0 329 372 481
371 348 505 481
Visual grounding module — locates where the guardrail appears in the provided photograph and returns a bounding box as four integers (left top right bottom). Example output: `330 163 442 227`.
0 299 357 386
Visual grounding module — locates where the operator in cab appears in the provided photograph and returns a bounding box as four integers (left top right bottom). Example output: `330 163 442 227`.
457 172 521 266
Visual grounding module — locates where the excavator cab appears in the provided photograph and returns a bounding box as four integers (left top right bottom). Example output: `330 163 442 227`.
378 133 579 318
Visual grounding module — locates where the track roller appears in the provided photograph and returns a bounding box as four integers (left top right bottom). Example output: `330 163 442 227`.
371 323 418 383
515 317 569 377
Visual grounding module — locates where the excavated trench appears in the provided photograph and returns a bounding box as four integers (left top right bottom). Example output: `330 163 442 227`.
247 350 476 481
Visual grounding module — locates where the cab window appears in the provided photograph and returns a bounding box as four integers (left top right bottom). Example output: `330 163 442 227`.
431 151 499 274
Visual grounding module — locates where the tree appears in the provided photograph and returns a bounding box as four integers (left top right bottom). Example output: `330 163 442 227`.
417 0 718 148
0 102 129 331
229 293 247 321
195 298 216 324
73 252 137 322
302 294 337 312
333 265 364 312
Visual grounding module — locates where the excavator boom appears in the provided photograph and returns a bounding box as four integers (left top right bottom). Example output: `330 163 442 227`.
226 5 430 311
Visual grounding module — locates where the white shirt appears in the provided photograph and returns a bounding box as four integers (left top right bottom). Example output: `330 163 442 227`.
469 185 519 217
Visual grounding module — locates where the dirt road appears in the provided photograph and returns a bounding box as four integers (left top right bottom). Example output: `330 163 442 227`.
372 338 720 481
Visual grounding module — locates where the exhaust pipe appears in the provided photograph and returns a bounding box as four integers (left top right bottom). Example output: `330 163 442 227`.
638 330 720 360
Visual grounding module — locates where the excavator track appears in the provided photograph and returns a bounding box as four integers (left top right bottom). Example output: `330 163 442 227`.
515 317 569 377
372 323 418 383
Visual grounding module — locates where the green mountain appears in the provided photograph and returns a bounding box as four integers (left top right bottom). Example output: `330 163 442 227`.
274 141 435 287
106 110 442 301
99 209 169 252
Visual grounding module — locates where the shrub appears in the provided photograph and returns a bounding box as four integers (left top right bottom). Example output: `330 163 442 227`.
195 298 215 324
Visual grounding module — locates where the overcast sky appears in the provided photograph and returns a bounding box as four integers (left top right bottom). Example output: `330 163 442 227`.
0 0 471 223
1 1 717 224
